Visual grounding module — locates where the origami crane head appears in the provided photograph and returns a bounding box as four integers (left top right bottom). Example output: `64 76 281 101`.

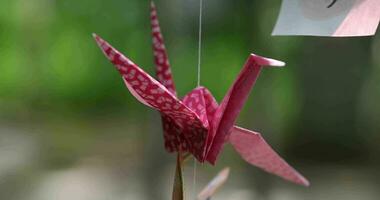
93 2 309 186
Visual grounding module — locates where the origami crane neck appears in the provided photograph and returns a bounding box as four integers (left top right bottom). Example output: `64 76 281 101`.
206 54 285 164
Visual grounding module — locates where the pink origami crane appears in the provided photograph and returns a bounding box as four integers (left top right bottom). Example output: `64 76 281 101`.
93 2 309 186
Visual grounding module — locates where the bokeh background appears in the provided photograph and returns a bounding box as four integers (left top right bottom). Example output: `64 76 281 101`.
1 0 379 199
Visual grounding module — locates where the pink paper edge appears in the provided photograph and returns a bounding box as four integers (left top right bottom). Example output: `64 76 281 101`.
334 0 380 36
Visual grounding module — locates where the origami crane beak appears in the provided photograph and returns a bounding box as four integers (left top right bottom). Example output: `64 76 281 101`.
250 53 286 68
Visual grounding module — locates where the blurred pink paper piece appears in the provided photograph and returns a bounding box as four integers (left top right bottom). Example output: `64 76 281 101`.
197 168 230 200
272 0 380 37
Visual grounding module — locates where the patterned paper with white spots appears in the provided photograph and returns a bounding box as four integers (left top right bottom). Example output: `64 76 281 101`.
151 2 176 96
94 35 208 161
93 1 309 186
229 126 310 186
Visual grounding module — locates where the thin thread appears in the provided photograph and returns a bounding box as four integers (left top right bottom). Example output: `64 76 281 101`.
192 158 197 200
193 1 203 199
197 0 203 87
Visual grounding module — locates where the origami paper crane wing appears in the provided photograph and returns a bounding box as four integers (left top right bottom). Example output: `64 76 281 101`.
182 87 220 154
206 54 285 164
93 34 208 160
151 2 177 96
182 88 210 128
229 126 310 186
272 0 380 37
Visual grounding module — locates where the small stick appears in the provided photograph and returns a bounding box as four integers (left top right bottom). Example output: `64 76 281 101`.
172 153 184 200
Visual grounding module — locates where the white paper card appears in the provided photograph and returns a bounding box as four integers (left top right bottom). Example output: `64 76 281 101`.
272 0 380 37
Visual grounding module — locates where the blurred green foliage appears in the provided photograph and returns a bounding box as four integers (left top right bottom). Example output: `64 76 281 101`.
0 0 379 167
1 1 380 200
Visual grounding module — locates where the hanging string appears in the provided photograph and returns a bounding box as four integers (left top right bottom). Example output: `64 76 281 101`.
197 0 203 87
193 2 203 199
192 158 198 199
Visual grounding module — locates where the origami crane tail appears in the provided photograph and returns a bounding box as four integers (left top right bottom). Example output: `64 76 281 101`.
229 126 310 186
151 1 177 96
206 54 285 164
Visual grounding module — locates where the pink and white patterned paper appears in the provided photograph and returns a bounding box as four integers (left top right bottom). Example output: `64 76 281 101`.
93 1 309 186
